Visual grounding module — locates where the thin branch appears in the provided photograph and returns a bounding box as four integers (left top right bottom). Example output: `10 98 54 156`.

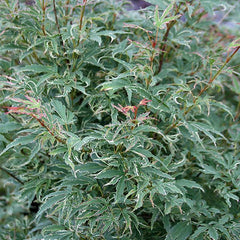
156 3 183 75
32 114 66 144
196 46 240 100
41 0 46 36
156 20 176 74
53 0 64 46
64 0 70 24
79 0 87 31
77 0 87 46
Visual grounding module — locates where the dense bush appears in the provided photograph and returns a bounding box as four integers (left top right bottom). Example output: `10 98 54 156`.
0 0 240 239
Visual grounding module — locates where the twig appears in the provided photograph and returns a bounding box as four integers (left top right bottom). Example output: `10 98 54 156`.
156 20 176 75
79 0 87 31
196 46 240 100
31 114 66 144
41 0 46 36
64 0 70 24
53 0 64 46
77 0 87 45
156 3 183 75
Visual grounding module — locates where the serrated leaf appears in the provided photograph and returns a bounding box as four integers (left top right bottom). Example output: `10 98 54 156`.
131 147 168 170
153 181 167 195
0 134 36 156
154 2 181 29
232 78 240 94
211 101 234 119
0 122 22 133
188 121 225 146
15 64 57 73
122 209 132 234
142 166 173 179
89 34 102 46
208 227 218 240
115 176 125 203
166 222 192 240
134 190 148 210
73 84 88 95
95 169 122 179
164 182 182 195
42 225 66 234
75 162 104 174
36 194 65 219
73 136 98 151
100 78 131 91
63 152 75 172
51 100 67 120
176 179 204 191
129 86 153 100
0 44 27 51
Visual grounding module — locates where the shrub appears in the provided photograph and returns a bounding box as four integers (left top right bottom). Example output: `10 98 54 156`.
0 0 240 239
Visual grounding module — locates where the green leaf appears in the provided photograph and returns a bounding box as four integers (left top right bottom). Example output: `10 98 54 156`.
95 169 122 179
187 121 225 146
15 64 57 73
51 99 75 124
100 78 131 91
36 194 66 219
134 190 149 210
73 136 99 151
0 44 27 52
153 181 167 195
131 147 168 170
142 166 173 179
166 222 192 240
75 162 104 174
42 225 66 234
154 2 181 29
176 179 204 192
122 209 132 233
63 152 75 172
190 227 208 239
0 134 36 156
208 227 219 240
211 101 234 120
231 77 240 94
0 122 21 133
115 176 125 203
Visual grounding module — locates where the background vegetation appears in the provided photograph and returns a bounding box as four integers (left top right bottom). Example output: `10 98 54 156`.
0 0 240 239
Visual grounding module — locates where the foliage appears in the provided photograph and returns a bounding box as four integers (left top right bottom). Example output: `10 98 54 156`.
0 0 240 239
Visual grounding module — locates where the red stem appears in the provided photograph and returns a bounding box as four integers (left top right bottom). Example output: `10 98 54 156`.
31 114 66 144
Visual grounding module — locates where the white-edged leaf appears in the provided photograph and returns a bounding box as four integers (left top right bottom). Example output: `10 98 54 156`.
36 194 66 219
0 134 36 156
115 176 125 203
15 64 57 73
95 169 122 179
208 227 218 240
0 122 22 133
176 179 204 192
